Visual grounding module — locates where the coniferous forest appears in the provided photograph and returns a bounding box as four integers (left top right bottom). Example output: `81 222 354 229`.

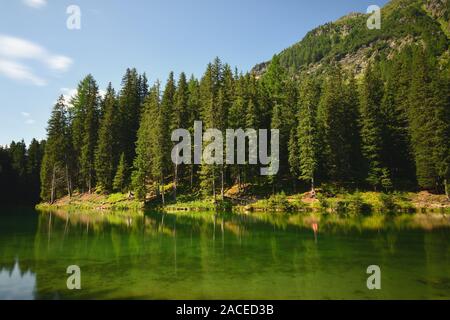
1 0 449 207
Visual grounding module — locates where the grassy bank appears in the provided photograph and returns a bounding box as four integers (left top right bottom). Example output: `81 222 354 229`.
241 191 450 214
36 189 450 215
36 192 144 213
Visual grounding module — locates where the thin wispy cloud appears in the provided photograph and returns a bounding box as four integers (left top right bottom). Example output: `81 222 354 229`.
23 0 47 9
60 87 78 104
0 35 73 72
0 59 46 86
20 111 36 125
60 87 107 105
0 35 73 86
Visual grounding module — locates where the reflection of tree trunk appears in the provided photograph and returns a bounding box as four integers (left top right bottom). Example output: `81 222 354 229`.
221 218 225 248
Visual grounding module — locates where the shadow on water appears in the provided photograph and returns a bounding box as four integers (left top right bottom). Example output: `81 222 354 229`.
0 207 449 299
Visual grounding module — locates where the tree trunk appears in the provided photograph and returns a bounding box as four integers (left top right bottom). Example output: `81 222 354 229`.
161 176 165 206
88 165 92 194
174 146 178 201
221 165 224 200
311 176 316 198
237 168 241 193
212 166 216 203
174 163 178 201
50 165 56 204
190 165 194 189
445 178 449 201
65 164 72 198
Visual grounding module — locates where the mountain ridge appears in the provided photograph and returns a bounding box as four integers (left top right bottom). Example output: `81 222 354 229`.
252 0 450 77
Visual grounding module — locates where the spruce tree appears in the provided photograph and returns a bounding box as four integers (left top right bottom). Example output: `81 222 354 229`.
40 96 71 202
359 63 387 190
95 83 118 193
132 84 160 200
297 78 320 193
113 153 128 193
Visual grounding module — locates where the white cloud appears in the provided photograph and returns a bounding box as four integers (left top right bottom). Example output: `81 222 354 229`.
20 111 36 125
60 87 78 103
99 89 106 99
46 55 72 72
0 59 46 86
61 88 107 103
23 0 47 9
0 35 73 72
0 35 73 85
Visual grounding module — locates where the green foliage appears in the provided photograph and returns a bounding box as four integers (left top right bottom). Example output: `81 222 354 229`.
28 0 450 208
113 153 128 193
95 83 119 193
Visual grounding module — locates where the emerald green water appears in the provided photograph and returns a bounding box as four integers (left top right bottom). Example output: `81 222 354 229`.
0 207 449 300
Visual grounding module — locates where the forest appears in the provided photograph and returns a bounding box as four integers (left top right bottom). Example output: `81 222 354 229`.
0 43 448 206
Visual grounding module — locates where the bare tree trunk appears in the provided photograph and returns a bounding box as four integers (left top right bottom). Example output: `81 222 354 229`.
161 176 165 206
50 165 56 204
174 163 178 202
174 147 178 201
445 178 449 201
155 183 160 197
88 165 92 194
221 165 224 200
190 165 194 189
212 166 216 203
237 167 241 193
65 164 72 198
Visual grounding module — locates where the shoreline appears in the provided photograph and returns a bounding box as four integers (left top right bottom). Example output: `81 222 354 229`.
36 190 450 215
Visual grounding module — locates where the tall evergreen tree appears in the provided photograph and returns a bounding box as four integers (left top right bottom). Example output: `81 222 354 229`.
297 78 320 193
95 83 119 193
132 84 160 200
359 63 388 190
117 68 142 181
40 96 71 202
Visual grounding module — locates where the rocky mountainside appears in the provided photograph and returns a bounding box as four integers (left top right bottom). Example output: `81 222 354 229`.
252 0 450 77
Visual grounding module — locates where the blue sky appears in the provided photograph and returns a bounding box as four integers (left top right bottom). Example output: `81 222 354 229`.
0 0 388 145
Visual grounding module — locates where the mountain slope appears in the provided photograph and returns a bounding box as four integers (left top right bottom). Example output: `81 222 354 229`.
252 0 450 76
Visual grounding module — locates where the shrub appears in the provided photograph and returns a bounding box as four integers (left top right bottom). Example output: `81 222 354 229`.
379 193 397 213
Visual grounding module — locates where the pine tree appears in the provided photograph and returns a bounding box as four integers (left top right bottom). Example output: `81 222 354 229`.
113 153 128 193
40 96 71 202
187 75 201 189
408 48 450 192
297 78 320 193
80 77 100 193
359 63 386 190
199 63 218 198
26 139 45 202
132 84 160 200
117 68 142 179
70 75 100 193
172 72 190 200
95 83 119 193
